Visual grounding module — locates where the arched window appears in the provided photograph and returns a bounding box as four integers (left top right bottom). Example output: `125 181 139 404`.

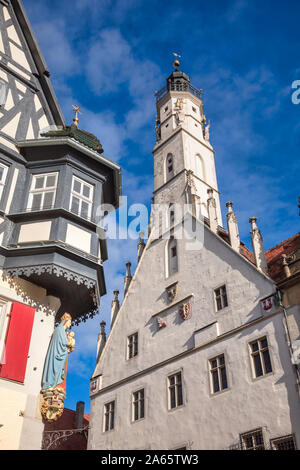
195 154 206 181
167 237 178 277
166 153 174 182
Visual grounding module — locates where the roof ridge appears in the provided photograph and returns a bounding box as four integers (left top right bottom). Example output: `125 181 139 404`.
265 232 300 254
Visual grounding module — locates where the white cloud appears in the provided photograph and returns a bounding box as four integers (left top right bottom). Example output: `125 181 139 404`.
85 28 162 141
34 20 78 76
79 108 126 162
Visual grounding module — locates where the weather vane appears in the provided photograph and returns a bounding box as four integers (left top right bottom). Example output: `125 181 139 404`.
72 105 82 128
172 52 181 70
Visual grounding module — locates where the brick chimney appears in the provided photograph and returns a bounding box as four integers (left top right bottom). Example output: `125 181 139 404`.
75 401 85 430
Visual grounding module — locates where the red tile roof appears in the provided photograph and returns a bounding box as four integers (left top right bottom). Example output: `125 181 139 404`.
203 217 299 283
265 233 300 283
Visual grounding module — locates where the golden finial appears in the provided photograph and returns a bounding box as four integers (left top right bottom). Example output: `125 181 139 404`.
72 105 82 128
173 52 181 69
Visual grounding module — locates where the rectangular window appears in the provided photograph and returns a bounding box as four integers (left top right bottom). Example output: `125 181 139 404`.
127 333 138 359
250 337 272 378
70 176 93 220
168 372 183 409
0 302 35 383
28 172 58 211
240 428 265 450
0 300 9 366
214 285 228 311
209 354 228 393
132 389 145 421
0 80 8 107
270 435 296 450
0 163 8 200
104 401 115 432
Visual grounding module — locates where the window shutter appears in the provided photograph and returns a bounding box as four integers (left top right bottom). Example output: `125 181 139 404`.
0 302 35 383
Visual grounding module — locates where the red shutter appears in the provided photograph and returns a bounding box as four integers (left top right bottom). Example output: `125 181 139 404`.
0 302 35 383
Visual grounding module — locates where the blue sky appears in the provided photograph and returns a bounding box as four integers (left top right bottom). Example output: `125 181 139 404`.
22 0 300 413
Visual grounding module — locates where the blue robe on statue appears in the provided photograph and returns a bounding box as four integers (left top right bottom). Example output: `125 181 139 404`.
42 322 69 390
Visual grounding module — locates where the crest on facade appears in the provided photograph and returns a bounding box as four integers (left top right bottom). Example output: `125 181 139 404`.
157 317 167 329
90 378 98 394
166 282 178 303
261 296 274 313
40 387 66 423
179 302 191 321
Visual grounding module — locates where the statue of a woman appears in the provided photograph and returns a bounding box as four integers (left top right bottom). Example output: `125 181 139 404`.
42 313 73 390
41 313 75 422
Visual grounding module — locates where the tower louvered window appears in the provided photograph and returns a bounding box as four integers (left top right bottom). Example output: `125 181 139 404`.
166 153 174 181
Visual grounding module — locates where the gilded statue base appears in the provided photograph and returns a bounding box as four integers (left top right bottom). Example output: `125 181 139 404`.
41 386 66 423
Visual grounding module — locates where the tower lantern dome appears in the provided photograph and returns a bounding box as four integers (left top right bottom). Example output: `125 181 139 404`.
166 69 191 93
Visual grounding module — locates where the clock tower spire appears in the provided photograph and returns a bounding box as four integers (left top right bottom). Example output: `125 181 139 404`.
153 60 222 227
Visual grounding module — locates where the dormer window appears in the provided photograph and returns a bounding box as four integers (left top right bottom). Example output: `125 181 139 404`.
28 172 58 211
70 176 93 220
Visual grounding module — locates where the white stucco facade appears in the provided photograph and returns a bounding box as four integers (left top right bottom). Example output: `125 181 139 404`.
88 73 300 450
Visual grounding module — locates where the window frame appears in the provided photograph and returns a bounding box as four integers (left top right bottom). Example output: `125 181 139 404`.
270 434 297 450
214 284 228 312
69 175 94 220
167 371 184 411
0 300 11 367
127 332 138 360
0 79 8 107
240 427 265 450
103 400 115 433
249 336 273 379
28 172 59 211
131 388 145 423
0 162 9 201
209 353 229 395
165 153 175 182
167 236 179 278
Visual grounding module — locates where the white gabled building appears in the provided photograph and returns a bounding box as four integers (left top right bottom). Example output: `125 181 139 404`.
88 64 300 451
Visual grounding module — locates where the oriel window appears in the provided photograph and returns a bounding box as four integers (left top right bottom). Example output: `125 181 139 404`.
128 333 138 359
209 354 228 393
132 389 145 421
214 285 228 311
250 337 272 378
103 401 115 432
28 172 58 211
168 372 183 409
70 176 93 220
